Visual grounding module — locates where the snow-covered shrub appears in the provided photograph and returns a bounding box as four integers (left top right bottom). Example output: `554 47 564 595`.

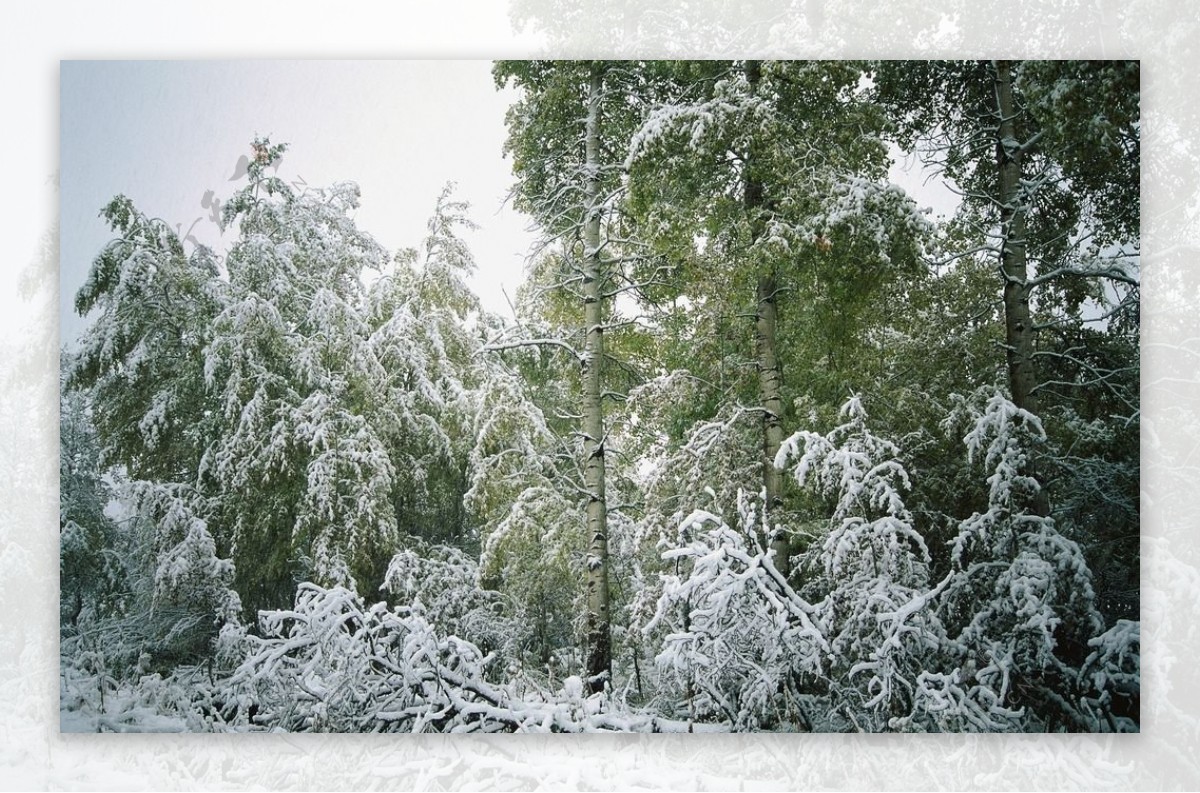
60 637 237 732
382 542 520 665
1078 619 1139 732
643 490 825 730
60 478 242 681
133 482 242 667
776 396 930 586
623 393 764 678
777 396 946 731
939 393 1106 730
629 391 762 552
227 584 684 733
225 583 509 732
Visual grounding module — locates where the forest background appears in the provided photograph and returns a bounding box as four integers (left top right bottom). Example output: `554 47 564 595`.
57 56 1140 734
2 1 1200 787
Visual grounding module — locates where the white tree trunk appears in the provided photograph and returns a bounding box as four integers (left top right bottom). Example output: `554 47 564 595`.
582 65 612 692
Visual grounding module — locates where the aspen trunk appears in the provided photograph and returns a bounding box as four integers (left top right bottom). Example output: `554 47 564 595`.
745 60 790 576
582 66 611 692
994 59 1050 517
757 272 788 573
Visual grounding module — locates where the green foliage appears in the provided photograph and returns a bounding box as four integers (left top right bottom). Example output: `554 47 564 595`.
60 354 122 627
621 60 930 465
71 195 221 483
70 141 493 620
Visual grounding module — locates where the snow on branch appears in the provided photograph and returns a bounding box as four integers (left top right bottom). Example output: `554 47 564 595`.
481 337 583 362
643 491 825 730
225 583 729 733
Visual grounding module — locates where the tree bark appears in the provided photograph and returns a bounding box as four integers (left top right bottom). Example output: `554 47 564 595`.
994 59 1050 517
582 65 612 692
757 272 788 573
745 60 791 576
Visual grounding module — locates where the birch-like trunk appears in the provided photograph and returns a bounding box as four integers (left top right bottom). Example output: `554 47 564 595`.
994 59 1050 517
757 272 788 574
582 66 611 692
745 60 790 576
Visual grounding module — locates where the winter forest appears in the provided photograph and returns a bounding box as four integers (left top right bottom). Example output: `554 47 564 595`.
60 60 1140 733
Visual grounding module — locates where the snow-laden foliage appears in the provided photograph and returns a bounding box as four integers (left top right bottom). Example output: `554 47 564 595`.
936 393 1108 731
625 374 762 550
801 178 933 262
767 393 1137 732
465 363 585 664
70 137 497 623
201 154 400 602
643 490 825 730
70 194 222 484
1078 619 1139 732
60 355 123 627
174 143 482 608
121 480 242 667
60 643 241 733
948 395 1103 646
625 60 927 283
382 542 520 663
365 184 483 548
59 473 244 724
225 583 500 732
776 396 944 730
223 583 718 733
626 66 769 170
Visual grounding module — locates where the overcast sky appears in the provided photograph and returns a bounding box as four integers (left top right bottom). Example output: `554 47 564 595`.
60 60 540 345
60 60 958 346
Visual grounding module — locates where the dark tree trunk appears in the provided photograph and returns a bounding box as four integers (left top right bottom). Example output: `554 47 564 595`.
994 59 1050 517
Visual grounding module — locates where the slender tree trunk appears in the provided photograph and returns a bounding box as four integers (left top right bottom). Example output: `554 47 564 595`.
995 60 1039 418
994 59 1050 517
757 272 788 572
745 60 790 576
582 65 611 693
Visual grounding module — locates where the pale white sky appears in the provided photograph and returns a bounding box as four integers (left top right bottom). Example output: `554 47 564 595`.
60 60 540 345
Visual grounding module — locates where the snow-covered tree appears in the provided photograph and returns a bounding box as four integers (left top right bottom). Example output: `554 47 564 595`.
366 184 484 549
382 540 520 664
201 140 396 608
624 60 930 577
60 353 122 628
493 60 655 691
936 392 1111 731
71 193 222 484
873 61 1140 519
776 396 944 730
74 139 492 619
